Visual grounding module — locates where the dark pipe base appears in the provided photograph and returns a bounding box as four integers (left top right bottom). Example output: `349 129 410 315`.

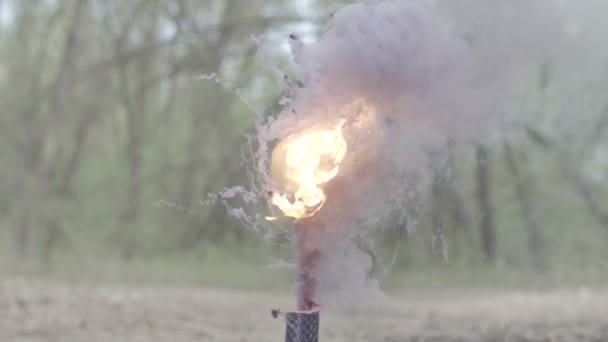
272 306 321 342
285 310 320 342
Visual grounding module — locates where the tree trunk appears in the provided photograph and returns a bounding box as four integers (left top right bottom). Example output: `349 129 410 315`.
475 144 496 264
526 126 608 228
13 0 85 260
504 141 546 272
430 171 448 264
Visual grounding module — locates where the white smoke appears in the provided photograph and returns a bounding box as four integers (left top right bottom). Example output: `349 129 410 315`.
227 0 608 305
263 0 567 231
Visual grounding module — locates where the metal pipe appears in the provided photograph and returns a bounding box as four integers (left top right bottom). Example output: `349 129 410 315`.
280 307 321 342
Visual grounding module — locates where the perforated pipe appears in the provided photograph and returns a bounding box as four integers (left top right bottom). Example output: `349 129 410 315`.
273 307 320 342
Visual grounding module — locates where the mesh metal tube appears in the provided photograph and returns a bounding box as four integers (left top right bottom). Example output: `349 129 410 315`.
284 310 320 342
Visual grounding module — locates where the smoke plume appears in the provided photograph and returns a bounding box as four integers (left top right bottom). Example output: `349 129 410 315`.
223 0 607 305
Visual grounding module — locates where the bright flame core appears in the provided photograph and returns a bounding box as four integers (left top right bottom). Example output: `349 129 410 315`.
270 119 347 219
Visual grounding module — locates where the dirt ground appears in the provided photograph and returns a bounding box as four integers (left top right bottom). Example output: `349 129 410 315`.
1 278 607 342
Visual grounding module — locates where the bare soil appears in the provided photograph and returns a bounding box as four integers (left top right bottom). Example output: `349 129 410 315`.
1 278 607 341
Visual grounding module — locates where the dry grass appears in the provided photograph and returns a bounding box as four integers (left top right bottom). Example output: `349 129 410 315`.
1 278 607 341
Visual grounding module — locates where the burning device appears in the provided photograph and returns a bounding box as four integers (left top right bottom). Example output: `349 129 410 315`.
266 97 382 341
269 117 351 306
268 119 350 341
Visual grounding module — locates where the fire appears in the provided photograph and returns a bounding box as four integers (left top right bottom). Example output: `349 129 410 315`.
269 119 347 219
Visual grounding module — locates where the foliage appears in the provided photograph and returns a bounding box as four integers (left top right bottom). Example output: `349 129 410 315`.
0 0 606 289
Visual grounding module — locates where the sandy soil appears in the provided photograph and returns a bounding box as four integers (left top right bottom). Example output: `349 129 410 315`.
1 278 607 342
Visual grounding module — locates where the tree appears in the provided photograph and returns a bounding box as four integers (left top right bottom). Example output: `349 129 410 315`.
475 144 496 264
504 140 546 271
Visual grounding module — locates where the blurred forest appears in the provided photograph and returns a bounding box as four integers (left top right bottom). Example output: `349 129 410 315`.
0 0 607 289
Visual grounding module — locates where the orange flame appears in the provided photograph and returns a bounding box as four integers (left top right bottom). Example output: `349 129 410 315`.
270 119 347 219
